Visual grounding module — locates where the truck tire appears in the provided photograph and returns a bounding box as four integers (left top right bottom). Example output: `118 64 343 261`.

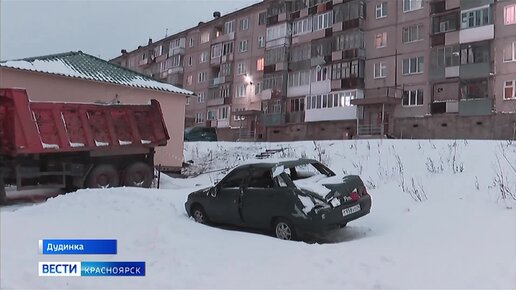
123 161 153 188
85 164 120 188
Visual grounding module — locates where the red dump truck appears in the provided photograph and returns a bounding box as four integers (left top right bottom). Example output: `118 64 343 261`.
0 88 169 203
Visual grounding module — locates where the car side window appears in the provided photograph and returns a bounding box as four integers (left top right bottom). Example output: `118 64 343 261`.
248 168 274 188
220 169 248 188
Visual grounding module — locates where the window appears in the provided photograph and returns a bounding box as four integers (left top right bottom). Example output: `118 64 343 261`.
289 98 305 112
403 0 423 12
402 24 423 43
237 62 247 75
331 60 363 79
460 42 489 64
197 72 207 83
186 96 191 105
223 42 233 55
211 44 222 59
240 18 249 31
374 62 387 79
218 106 229 120
207 110 216 120
288 70 311 87
197 92 205 103
432 13 458 34
200 51 209 63
376 2 387 19
313 11 333 31
258 36 265 48
505 4 516 25
195 112 205 124
236 84 248 97
290 44 311 62
503 41 516 62
258 12 267 25
314 66 328 82
333 30 365 51
432 46 460 68
221 63 232 76
461 7 490 29
402 56 424 75
187 56 192 66
306 91 356 110
248 168 275 188
201 32 210 44
189 37 194 47
256 58 264 71
186 75 193 86
225 20 235 34
402 89 424 106
375 32 387 48
239 40 248 53
266 23 288 41
293 17 312 36
504 80 516 99
460 79 488 99
220 85 230 98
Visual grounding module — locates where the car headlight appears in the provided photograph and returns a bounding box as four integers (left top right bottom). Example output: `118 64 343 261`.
330 197 341 208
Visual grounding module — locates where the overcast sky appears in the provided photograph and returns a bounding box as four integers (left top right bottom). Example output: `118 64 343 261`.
0 0 261 61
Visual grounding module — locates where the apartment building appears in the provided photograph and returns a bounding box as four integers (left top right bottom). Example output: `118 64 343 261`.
111 0 516 140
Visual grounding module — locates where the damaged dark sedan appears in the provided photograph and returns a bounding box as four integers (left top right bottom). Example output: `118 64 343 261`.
185 159 372 241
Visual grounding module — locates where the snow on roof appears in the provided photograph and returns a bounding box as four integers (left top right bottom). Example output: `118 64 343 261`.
0 51 194 96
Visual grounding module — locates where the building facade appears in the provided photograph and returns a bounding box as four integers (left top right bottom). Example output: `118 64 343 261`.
111 0 516 140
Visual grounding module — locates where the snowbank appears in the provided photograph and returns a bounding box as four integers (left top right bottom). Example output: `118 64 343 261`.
1 140 515 289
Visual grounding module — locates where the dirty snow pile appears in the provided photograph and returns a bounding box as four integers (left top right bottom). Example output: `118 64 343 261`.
1 140 515 289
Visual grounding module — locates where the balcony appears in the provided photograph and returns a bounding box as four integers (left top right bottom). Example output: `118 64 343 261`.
332 48 365 61
210 56 221 66
458 98 492 116
460 62 490 79
430 101 459 114
332 18 363 33
266 37 291 49
207 97 224 107
209 76 226 88
262 113 285 126
331 77 364 90
167 66 184 74
445 66 459 78
221 53 234 64
212 32 235 44
459 25 494 44
286 111 305 124
169 47 185 56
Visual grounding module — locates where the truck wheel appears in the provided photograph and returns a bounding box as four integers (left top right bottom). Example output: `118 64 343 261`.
86 164 120 188
123 162 153 188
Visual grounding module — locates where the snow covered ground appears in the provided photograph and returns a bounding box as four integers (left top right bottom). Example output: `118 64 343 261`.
1 140 515 289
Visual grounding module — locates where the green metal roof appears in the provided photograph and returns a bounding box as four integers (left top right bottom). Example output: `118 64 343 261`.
0 51 194 95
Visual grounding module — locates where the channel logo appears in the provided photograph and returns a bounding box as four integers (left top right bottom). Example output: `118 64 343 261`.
38 262 145 277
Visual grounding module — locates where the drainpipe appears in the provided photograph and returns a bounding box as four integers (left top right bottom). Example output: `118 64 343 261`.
381 103 385 136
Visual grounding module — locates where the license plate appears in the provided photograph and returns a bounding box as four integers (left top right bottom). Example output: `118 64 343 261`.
342 204 361 217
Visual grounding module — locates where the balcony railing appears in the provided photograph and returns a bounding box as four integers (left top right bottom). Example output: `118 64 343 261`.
357 124 385 136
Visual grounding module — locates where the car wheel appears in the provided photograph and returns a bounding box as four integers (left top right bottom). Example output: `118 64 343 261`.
191 205 209 224
274 218 296 241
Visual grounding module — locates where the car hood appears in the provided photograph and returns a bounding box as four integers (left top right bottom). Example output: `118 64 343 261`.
293 174 364 201
188 186 212 199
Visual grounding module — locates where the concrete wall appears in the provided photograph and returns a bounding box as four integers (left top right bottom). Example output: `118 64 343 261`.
0 68 187 169
265 120 356 142
393 113 516 140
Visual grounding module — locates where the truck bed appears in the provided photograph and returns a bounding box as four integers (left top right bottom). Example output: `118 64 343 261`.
0 88 169 157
